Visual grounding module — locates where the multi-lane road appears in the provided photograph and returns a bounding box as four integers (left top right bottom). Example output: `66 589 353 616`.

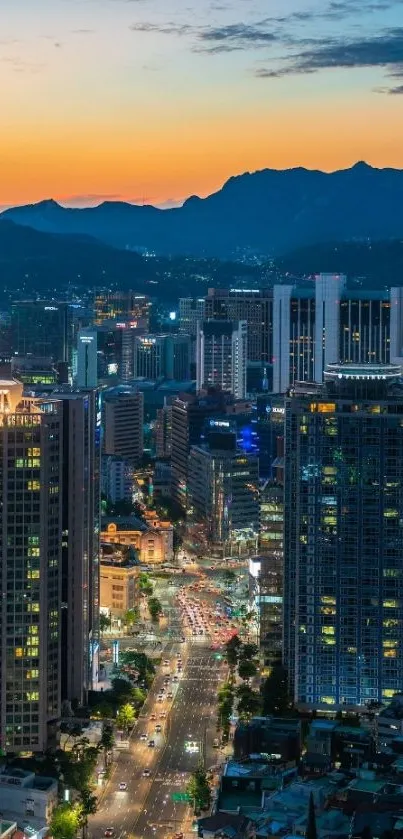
89 583 226 839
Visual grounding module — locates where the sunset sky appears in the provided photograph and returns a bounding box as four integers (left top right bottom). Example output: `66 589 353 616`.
1 0 403 207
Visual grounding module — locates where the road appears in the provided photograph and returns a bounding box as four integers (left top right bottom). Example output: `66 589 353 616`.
89 587 226 839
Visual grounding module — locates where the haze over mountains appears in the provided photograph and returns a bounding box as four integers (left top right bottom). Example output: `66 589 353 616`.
3 162 403 260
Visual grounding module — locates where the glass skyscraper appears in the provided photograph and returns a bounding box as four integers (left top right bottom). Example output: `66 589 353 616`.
284 363 403 709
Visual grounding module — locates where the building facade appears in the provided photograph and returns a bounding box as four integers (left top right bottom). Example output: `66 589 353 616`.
103 387 144 462
205 288 273 365
187 424 259 556
0 381 62 753
284 363 403 709
76 329 98 388
196 320 247 399
94 291 151 329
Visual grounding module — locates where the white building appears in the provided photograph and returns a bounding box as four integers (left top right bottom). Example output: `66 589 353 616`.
196 320 247 399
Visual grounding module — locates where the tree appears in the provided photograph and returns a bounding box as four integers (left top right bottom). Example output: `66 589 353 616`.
139 573 153 596
99 722 115 769
236 684 261 721
217 681 235 743
222 570 236 588
116 703 135 733
261 663 292 716
238 659 258 681
123 608 139 627
225 635 242 670
99 614 111 634
148 596 162 621
79 787 98 839
50 802 82 839
241 643 259 661
187 766 211 812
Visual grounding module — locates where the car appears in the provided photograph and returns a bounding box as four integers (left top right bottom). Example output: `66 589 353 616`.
174 832 184 839
119 782 128 791
155 724 162 732
172 675 179 682
163 659 170 666
160 711 167 719
157 695 164 702
140 733 148 741
167 692 173 699
148 739 155 747
104 830 114 837
150 713 157 721
143 768 151 777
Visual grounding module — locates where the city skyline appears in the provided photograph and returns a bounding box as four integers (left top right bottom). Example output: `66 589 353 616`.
2 0 403 208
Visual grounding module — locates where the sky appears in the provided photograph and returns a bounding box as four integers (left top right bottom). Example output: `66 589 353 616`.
1 0 403 207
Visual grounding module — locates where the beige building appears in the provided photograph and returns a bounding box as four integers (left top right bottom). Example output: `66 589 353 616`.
100 545 140 617
101 514 173 564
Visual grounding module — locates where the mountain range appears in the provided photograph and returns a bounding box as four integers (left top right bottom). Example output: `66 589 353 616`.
3 162 403 259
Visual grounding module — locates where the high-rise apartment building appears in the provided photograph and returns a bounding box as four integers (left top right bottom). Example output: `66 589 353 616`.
155 403 172 459
205 288 273 364
0 380 62 753
187 421 259 556
284 363 403 709
94 291 151 329
104 386 144 462
196 320 247 398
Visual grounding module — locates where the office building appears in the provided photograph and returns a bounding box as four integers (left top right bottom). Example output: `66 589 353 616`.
134 335 165 380
284 363 403 709
0 380 62 753
94 291 151 329
56 388 100 705
187 420 259 555
171 389 241 508
179 298 205 336
11 300 74 363
196 320 247 399
155 403 172 459
102 455 134 504
76 328 98 388
205 288 273 364
165 335 191 380
10 356 59 386
103 386 144 462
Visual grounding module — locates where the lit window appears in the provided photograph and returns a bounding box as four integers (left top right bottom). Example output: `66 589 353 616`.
383 689 397 699
26 691 39 701
15 647 23 658
384 600 399 609
27 480 40 491
322 626 335 635
320 696 336 705
28 548 40 557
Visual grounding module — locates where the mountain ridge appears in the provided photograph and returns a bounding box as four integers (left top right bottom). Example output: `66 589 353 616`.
3 162 403 258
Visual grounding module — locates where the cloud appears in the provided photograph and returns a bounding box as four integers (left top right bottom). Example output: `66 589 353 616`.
129 19 277 53
256 27 403 91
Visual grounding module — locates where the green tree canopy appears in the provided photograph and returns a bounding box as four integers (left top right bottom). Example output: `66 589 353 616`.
99 614 111 633
238 659 258 681
187 767 211 811
50 802 82 839
148 596 163 621
116 703 135 733
236 684 261 721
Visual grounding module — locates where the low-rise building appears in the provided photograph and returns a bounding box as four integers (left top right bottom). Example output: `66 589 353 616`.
234 717 301 763
0 768 58 832
100 544 140 617
101 514 173 563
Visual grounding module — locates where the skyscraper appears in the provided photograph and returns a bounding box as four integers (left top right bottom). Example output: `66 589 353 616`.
204 288 273 364
94 291 151 329
76 328 98 388
56 389 100 706
196 320 247 398
11 300 73 363
284 363 403 709
187 420 259 556
0 380 62 753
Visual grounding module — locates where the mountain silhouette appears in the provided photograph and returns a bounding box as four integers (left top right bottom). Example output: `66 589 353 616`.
3 162 403 258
